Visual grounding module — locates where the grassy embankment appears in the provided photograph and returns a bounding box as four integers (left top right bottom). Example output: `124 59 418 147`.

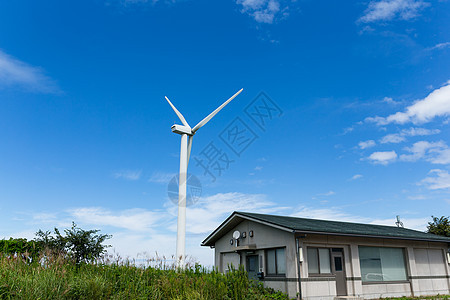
0 253 290 299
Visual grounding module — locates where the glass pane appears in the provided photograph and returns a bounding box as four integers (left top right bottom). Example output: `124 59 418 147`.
276 248 286 274
267 249 276 274
319 248 331 273
380 248 407 281
334 256 343 271
359 246 382 282
359 246 408 282
307 248 319 274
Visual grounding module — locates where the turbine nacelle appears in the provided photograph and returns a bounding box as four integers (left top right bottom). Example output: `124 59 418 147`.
171 124 193 136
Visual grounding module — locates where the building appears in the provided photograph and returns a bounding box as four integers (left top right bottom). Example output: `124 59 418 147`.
201 211 450 299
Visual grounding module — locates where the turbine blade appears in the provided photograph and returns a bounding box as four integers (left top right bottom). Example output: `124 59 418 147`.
187 136 193 169
165 96 190 128
192 88 243 133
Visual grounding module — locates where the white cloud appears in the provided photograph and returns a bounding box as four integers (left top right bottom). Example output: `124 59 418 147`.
368 151 397 165
10 191 435 265
429 42 450 51
380 133 406 144
291 206 368 223
318 191 335 196
182 192 282 235
0 49 60 93
236 0 287 24
380 127 440 144
420 169 450 190
359 140 376 149
382 97 403 105
399 140 450 163
68 207 167 231
148 171 176 184
402 127 440 136
350 174 363 180
366 82 450 125
359 0 429 23
113 170 142 181
369 217 428 231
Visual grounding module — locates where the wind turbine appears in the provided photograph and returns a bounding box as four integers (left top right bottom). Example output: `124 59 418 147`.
165 88 243 267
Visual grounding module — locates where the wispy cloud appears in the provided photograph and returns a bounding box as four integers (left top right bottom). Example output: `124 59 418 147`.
148 171 176 184
236 0 288 24
420 169 450 190
68 207 167 231
367 150 398 165
318 191 335 197
382 97 402 105
369 217 428 231
178 192 282 234
428 42 450 51
113 170 142 180
359 0 429 23
350 174 363 180
359 140 376 149
290 206 367 223
0 49 60 93
16 191 432 264
366 82 450 125
399 140 450 164
380 127 440 144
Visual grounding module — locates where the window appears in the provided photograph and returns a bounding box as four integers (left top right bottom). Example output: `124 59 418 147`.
359 246 407 282
266 248 286 275
307 248 331 274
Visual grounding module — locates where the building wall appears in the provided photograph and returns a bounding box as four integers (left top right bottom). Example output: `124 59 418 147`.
300 234 450 299
213 220 450 299
213 219 299 296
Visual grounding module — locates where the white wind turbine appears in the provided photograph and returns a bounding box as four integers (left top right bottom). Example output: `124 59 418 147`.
165 88 243 267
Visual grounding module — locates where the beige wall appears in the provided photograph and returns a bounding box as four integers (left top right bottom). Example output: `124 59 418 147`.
213 220 450 299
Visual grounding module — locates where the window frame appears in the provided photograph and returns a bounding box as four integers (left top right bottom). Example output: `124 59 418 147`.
358 246 409 284
265 247 286 276
307 247 332 276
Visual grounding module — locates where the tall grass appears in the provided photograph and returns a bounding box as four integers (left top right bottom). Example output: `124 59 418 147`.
0 253 290 299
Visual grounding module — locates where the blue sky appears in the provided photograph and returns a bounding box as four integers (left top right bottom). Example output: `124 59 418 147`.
0 0 449 265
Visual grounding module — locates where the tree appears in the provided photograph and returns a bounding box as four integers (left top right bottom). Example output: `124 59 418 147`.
427 216 450 237
64 222 112 264
35 222 112 264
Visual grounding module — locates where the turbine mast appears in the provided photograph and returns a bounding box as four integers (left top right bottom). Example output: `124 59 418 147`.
164 89 243 269
176 133 188 267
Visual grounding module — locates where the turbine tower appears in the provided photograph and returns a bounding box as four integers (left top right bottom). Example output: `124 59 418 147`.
165 88 243 267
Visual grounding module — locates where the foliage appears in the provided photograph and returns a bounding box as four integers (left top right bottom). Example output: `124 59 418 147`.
0 238 41 260
427 216 450 237
34 222 112 264
0 253 291 299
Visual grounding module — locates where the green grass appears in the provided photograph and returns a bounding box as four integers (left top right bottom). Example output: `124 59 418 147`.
0 253 290 299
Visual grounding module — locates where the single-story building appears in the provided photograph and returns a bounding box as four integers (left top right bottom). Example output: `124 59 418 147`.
201 211 450 299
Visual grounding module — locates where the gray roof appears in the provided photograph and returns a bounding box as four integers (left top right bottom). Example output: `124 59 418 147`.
202 211 450 246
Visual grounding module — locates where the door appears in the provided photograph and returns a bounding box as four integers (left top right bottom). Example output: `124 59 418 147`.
331 248 347 296
246 255 259 281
